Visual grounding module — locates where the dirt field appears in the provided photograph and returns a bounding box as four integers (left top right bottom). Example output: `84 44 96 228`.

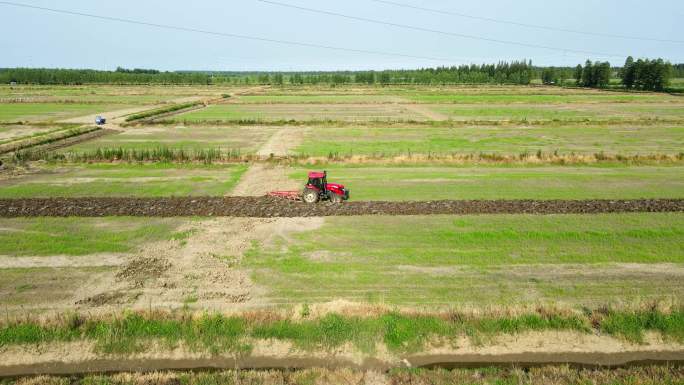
0 197 681 217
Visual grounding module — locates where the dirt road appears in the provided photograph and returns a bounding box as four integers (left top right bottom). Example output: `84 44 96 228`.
0 197 681 217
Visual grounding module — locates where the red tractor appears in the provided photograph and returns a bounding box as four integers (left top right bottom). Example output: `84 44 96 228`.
269 171 350 204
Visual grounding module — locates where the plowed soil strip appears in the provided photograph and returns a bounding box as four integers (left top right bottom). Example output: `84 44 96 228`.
0 197 682 217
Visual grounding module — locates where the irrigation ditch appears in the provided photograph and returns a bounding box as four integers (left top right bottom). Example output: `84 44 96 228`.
0 351 683 379
0 197 681 218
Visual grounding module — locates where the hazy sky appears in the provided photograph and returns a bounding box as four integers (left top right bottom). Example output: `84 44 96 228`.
1 0 682 71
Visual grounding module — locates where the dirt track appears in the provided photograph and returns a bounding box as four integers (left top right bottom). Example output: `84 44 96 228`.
0 197 681 217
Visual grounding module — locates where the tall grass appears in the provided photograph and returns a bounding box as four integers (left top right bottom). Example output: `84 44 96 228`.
11 146 245 164
124 102 204 122
0 124 81 146
0 306 682 355
0 126 101 155
9 146 683 166
156 116 684 127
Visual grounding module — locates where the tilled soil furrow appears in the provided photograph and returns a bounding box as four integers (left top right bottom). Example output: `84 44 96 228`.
0 197 682 217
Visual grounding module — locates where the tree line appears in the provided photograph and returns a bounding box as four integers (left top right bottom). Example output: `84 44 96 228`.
619 57 672 91
0 68 212 85
0 58 677 90
539 57 675 91
0 61 534 86
573 61 612 88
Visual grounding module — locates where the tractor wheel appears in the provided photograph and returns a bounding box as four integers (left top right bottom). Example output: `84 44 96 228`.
329 193 343 204
303 189 319 204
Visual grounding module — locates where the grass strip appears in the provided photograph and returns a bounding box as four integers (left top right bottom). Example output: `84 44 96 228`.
8 146 684 166
124 102 204 122
0 308 681 355
0 124 80 146
160 116 684 127
0 126 101 155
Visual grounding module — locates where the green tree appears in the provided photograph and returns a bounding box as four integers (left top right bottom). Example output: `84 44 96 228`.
581 60 594 87
574 65 583 86
595 62 611 88
620 56 636 89
273 73 284 85
379 72 391 85
541 68 556 85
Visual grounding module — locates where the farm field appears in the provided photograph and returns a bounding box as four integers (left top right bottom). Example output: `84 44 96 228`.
0 123 78 142
175 103 428 122
173 101 684 123
170 85 684 124
0 103 135 123
0 163 247 198
0 216 186 308
294 124 684 155
289 165 684 201
2 85 683 280
2 163 681 200
64 125 277 153
0 84 234 104
246 213 684 306
0 216 185 256
431 103 684 121
0 84 683 377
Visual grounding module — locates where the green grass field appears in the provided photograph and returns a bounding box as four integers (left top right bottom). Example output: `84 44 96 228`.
2 84 683 320
246 213 684 306
0 163 247 198
175 103 425 122
0 84 228 104
291 165 684 200
295 124 684 156
64 125 276 154
0 266 115 307
234 95 403 104
428 103 684 121
0 217 184 256
0 103 135 122
402 93 680 104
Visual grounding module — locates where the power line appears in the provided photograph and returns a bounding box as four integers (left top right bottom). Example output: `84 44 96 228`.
0 1 458 64
255 0 628 58
369 0 684 44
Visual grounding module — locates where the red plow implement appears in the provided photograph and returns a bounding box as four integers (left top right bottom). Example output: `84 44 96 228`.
267 191 303 201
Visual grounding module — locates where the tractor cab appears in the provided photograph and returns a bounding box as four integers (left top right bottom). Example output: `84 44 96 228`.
306 171 327 191
302 171 349 204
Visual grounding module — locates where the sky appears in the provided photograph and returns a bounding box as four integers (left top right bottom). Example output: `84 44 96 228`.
1 0 683 71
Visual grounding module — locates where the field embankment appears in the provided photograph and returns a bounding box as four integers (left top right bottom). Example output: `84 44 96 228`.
0 126 102 155
0 307 682 377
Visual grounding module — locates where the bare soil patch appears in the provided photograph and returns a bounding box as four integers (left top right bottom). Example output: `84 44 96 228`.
75 290 140 306
69 216 324 312
0 197 681 218
256 127 305 157
403 103 449 120
231 165 299 196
